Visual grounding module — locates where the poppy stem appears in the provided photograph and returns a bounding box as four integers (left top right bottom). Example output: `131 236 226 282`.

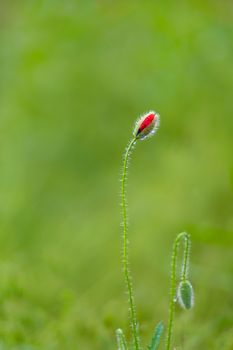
165 232 191 350
121 137 141 350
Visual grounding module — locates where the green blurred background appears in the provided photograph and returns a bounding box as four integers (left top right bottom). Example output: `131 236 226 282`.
0 1 233 349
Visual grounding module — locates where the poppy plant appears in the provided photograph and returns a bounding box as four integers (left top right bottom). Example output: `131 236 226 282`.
117 112 194 350
119 111 161 350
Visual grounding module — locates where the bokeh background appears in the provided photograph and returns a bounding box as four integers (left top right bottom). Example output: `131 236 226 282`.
0 1 233 349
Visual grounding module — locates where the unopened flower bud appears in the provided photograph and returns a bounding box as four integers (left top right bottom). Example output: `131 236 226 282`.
177 280 194 310
134 111 160 140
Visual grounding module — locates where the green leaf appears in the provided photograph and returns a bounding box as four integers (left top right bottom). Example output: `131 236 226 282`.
148 321 164 350
116 328 128 350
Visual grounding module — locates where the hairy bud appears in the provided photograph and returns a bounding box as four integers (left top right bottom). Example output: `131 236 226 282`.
134 111 160 140
177 280 194 310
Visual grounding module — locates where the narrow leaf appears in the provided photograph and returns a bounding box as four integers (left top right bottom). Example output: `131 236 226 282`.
148 321 164 350
116 328 128 350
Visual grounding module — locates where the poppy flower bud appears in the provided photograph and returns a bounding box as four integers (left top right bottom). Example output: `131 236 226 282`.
177 280 194 310
134 111 160 140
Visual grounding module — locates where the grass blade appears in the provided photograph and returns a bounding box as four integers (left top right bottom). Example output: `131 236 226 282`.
116 328 128 350
148 321 164 350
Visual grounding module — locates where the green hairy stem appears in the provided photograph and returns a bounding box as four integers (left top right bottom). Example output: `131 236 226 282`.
121 137 141 350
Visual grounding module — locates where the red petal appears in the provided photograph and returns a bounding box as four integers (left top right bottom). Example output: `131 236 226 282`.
139 113 156 132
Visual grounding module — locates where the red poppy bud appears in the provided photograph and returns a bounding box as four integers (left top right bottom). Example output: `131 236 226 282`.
134 111 160 140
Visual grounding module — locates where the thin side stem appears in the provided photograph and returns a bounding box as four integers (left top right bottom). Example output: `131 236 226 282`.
165 232 190 350
181 233 190 282
121 137 141 350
